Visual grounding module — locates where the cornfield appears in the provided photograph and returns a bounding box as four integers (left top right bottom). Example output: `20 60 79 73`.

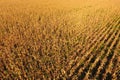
0 0 120 80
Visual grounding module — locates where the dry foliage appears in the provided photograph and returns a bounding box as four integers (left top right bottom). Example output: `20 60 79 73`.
0 0 120 79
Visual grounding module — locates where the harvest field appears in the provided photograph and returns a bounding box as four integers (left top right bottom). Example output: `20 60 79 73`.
0 0 120 80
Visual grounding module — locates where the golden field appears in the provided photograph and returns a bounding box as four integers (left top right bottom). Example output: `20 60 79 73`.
0 0 120 79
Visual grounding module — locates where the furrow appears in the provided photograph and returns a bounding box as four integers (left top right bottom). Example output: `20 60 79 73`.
69 16 117 56
65 17 112 74
68 17 120 80
66 23 106 71
67 20 115 79
76 23 119 80
67 26 111 78
104 30 120 80
86 21 120 79
66 16 120 72
95 24 120 80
